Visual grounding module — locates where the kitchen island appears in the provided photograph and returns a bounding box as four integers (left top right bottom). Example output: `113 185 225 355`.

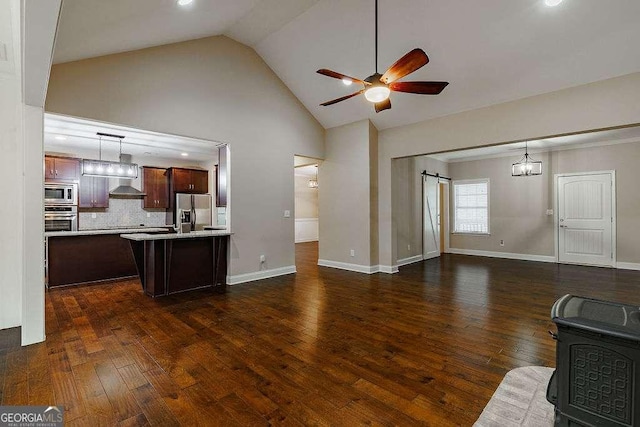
46 227 172 287
120 230 231 297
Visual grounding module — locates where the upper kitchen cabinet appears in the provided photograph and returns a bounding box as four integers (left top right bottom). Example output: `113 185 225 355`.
169 168 208 194
142 167 169 209
79 175 109 208
45 156 80 181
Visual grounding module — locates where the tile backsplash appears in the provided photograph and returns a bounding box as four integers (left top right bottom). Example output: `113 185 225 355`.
79 198 169 230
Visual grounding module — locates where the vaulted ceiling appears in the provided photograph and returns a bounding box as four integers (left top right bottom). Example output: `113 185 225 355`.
53 0 640 130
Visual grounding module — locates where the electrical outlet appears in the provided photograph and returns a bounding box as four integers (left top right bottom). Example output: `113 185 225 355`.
350 249 355 257
284 210 291 218
407 244 411 251
546 209 554 216
146 212 151 218
500 239 505 246
260 255 265 263
91 213 97 219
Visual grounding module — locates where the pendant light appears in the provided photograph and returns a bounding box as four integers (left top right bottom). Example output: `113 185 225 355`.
512 142 542 176
308 165 319 188
82 132 139 179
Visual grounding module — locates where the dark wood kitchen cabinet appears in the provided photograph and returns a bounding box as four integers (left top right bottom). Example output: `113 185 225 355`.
79 175 109 208
44 156 80 181
142 167 169 208
169 168 208 194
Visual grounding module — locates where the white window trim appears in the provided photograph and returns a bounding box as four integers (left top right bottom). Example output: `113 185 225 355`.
452 178 490 235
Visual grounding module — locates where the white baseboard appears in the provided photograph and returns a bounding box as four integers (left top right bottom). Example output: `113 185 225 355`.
295 238 318 243
378 265 399 274
617 262 640 271
295 218 318 243
317 259 382 274
448 248 556 263
227 265 297 285
396 255 423 267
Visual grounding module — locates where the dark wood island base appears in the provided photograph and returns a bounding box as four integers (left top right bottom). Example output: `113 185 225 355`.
122 231 231 297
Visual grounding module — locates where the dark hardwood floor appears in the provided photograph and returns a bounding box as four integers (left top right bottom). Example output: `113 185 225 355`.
2 242 639 426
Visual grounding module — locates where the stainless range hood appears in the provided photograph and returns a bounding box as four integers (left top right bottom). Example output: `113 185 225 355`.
109 154 146 197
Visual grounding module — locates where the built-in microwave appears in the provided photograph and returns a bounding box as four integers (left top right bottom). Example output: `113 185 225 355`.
44 182 78 205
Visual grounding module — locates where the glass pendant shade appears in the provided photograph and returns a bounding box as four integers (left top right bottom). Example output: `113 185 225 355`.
364 85 390 103
512 152 542 176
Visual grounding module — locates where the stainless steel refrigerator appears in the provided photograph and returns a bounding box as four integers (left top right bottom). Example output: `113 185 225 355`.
175 193 212 232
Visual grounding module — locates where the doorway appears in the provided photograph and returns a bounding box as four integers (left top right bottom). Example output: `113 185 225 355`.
556 171 616 267
423 174 449 260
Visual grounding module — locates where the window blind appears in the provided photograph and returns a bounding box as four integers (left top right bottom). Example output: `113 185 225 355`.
454 180 489 234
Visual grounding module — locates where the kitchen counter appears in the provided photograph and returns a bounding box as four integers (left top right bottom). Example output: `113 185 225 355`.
120 230 231 241
46 227 172 238
122 230 231 297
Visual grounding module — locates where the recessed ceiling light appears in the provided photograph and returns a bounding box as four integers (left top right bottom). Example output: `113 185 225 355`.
545 0 563 6
54 135 66 141
342 78 352 86
181 152 189 157
177 0 193 6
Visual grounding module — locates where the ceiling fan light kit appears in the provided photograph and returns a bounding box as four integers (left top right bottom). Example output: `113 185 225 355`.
317 0 449 113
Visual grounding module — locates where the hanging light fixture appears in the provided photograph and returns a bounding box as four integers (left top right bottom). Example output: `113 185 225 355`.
82 132 139 179
512 142 542 176
308 165 319 188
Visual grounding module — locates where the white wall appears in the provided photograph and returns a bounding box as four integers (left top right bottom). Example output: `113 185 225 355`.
0 0 51 344
378 72 640 268
45 35 324 278
294 173 318 243
0 0 23 330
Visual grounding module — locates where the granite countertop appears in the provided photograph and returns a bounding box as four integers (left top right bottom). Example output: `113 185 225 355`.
120 230 232 241
45 227 173 238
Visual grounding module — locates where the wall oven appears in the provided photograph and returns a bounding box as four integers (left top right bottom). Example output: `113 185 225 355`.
44 182 78 205
45 205 78 232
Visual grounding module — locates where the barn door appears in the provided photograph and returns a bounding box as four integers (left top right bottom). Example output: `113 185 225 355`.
423 175 441 260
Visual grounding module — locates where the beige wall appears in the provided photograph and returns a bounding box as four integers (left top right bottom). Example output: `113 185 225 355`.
448 153 553 256
294 174 318 219
392 156 449 262
369 120 379 266
319 120 378 268
447 140 640 264
45 36 324 277
379 72 640 267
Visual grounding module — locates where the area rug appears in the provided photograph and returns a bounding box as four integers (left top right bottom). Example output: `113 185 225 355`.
474 366 555 427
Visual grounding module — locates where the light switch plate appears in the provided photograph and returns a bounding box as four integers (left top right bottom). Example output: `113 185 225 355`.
284 210 291 218
91 213 97 219
546 209 553 216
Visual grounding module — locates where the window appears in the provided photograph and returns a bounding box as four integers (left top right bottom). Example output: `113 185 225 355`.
453 179 489 234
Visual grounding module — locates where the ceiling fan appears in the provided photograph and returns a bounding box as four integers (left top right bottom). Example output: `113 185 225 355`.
317 0 449 113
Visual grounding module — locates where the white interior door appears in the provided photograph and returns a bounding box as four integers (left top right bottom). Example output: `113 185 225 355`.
423 175 440 260
558 173 614 267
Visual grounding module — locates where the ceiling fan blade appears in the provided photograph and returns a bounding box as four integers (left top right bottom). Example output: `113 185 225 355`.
317 69 370 86
380 48 429 84
374 98 391 113
320 89 364 106
389 81 449 95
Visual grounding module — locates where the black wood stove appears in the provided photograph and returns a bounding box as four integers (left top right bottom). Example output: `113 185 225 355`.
547 294 640 426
